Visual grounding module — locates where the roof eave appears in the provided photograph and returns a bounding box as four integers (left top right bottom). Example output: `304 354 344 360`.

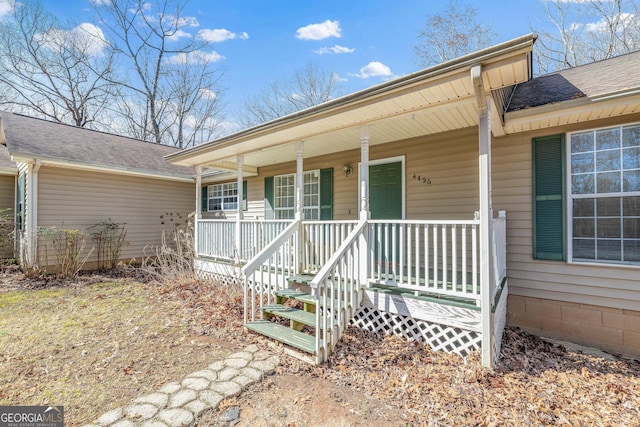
166 34 536 166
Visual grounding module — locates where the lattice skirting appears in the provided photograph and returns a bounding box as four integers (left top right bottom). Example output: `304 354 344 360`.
350 306 481 357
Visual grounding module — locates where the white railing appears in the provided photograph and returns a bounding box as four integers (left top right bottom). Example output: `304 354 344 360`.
492 212 507 299
368 219 480 302
301 220 359 274
241 220 301 324
311 220 367 364
197 219 290 262
197 220 236 260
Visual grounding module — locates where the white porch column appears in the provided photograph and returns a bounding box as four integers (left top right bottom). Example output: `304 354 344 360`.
477 89 495 368
194 165 202 260
235 156 244 262
359 125 370 220
295 142 304 220
358 125 370 284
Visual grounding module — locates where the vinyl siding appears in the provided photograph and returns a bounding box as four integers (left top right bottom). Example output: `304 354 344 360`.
37 166 194 266
0 175 15 258
493 115 640 311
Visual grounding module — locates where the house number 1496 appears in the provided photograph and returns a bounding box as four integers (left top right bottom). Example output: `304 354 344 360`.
413 173 431 185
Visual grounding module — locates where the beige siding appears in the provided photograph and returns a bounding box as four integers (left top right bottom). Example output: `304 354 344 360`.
493 115 640 311
242 127 481 221
37 166 194 266
0 174 15 258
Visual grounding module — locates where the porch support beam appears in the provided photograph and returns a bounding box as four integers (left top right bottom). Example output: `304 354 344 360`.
235 156 244 263
359 125 370 285
473 64 495 369
204 160 258 175
194 165 202 261
295 141 304 220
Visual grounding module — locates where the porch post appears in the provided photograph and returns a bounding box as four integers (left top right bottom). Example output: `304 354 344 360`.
295 142 304 220
235 155 244 263
295 142 304 273
474 64 495 368
359 125 370 284
194 165 202 260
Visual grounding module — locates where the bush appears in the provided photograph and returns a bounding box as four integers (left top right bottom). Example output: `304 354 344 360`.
90 219 128 270
24 225 93 278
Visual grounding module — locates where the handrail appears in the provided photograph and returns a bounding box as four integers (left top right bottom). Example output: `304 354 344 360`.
311 219 368 364
241 219 301 276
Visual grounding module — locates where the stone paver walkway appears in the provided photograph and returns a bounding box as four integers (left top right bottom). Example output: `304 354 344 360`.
83 345 279 427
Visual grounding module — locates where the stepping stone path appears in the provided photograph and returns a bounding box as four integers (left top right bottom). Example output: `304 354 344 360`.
82 345 279 427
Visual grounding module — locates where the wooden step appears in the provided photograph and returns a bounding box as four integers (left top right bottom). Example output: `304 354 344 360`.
275 289 351 309
262 304 315 326
246 321 318 354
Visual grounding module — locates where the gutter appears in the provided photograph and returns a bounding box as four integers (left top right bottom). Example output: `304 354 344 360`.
166 34 537 164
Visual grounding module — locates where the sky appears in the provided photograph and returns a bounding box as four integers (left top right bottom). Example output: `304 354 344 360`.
1 0 572 134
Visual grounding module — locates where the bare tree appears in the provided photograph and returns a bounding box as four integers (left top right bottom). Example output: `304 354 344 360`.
239 63 342 128
414 0 496 67
95 0 223 146
535 0 640 73
0 0 115 129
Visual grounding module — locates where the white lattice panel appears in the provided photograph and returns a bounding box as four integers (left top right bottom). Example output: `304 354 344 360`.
351 306 481 357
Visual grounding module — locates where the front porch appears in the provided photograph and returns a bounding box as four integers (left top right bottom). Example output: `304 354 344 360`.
194 214 508 365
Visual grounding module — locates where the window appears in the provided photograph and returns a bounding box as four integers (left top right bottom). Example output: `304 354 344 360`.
569 124 640 264
273 171 320 219
265 168 332 220
208 182 238 211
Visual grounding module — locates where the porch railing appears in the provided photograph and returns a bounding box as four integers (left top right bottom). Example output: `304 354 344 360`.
241 220 301 324
368 219 481 302
301 220 359 274
311 219 367 364
197 219 290 262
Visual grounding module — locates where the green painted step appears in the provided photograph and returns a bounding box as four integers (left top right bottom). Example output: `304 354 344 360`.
245 320 318 354
275 289 350 309
262 304 315 326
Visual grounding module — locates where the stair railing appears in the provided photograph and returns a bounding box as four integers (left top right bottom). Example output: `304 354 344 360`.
310 219 368 364
241 219 302 324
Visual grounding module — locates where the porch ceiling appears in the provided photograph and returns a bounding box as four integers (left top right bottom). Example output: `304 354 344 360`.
167 35 536 175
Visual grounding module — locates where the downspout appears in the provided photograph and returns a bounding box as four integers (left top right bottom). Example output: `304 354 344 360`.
195 165 202 265
28 159 41 267
472 64 495 369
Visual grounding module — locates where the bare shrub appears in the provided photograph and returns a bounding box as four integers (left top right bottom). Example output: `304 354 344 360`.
22 225 93 278
90 219 127 270
0 208 15 261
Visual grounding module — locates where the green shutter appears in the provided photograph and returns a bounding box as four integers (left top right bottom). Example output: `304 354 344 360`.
242 180 248 211
264 176 274 219
532 134 566 260
319 168 333 220
201 185 208 212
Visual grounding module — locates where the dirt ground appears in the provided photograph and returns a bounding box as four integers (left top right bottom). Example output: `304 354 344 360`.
1 267 639 427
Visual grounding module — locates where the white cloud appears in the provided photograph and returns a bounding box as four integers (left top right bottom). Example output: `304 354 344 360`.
584 12 637 32
199 88 217 100
197 28 249 43
349 61 394 79
333 72 348 83
0 0 13 17
314 44 354 55
168 29 191 41
92 0 112 5
296 19 341 40
167 50 224 64
37 23 108 56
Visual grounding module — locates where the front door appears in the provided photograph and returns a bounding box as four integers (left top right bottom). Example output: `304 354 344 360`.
369 161 402 219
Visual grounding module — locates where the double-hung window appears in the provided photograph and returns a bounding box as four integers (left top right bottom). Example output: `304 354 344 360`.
208 182 238 212
569 124 640 264
265 168 332 220
273 171 320 219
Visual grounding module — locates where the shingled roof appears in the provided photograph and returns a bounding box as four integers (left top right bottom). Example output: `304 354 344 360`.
507 50 640 112
0 111 194 179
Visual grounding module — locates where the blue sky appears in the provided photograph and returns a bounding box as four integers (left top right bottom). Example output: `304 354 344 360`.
17 1 555 131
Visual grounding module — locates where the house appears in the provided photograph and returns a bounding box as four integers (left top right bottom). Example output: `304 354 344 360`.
166 34 640 366
0 111 197 269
